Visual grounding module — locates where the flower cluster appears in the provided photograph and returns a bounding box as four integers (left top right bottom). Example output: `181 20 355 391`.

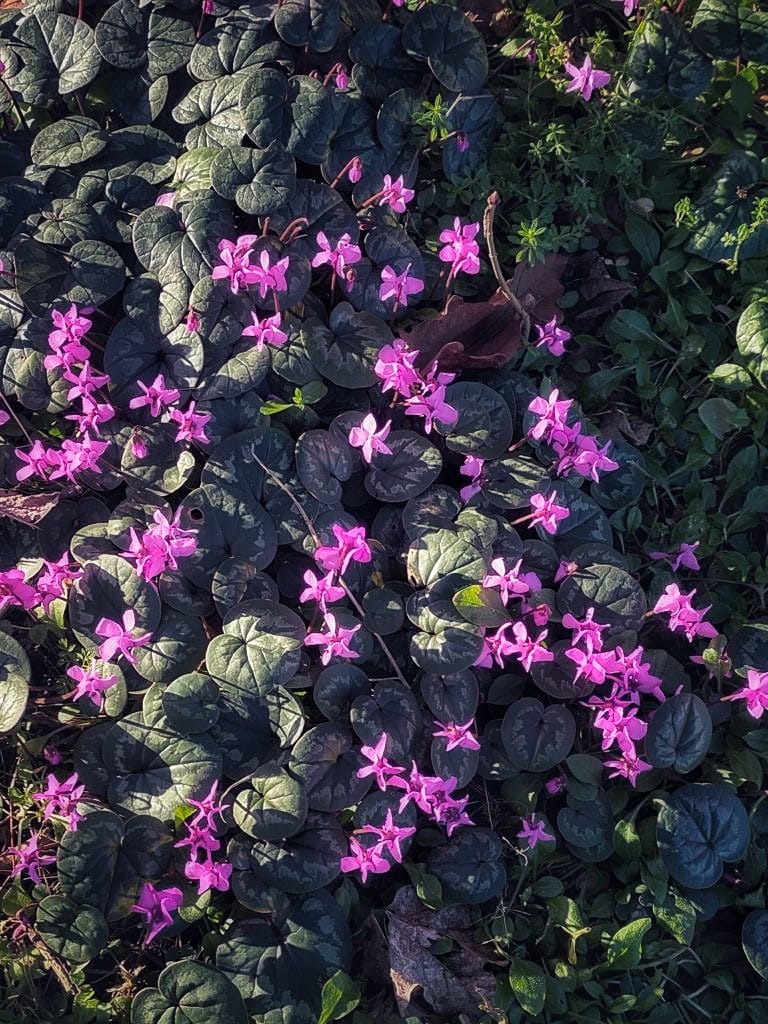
174 781 232 897
211 235 290 302
651 584 718 643
374 338 459 433
124 508 198 582
438 218 481 281
341 731 474 882
527 389 619 483
302 524 372 665
33 772 86 832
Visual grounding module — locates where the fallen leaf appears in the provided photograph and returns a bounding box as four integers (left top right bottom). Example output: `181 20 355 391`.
0 489 60 527
403 253 566 372
386 887 498 1019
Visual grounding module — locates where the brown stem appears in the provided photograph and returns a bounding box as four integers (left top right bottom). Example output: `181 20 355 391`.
483 191 530 342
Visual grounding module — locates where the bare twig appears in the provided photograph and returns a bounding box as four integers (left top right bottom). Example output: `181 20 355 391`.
483 192 531 342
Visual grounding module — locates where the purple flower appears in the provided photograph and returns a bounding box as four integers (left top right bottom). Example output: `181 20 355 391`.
374 338 420 398
438 218 481 277
723 669 768 720
7 832 57 885
529 491 570 535
185 857 232 895
241 311 288 349
564 55 612 102
0 569 38 615
130 882 184 945
299 569 345 611
32 773 85 831
246 249 290 299
311 232 362 277
169 401 211 444
378 174 414 214
517 814 555 849
348 157 363 183
356 733 405 791
534 316 570 357
314 524 372 574
432 793 474 837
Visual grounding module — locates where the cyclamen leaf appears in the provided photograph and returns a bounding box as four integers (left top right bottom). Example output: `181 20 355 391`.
11 13 101 102
131 962 248 1024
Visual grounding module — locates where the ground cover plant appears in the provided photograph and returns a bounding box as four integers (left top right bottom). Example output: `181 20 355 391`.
1 0 768 1022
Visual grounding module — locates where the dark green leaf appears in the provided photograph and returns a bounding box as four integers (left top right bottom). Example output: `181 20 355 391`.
645 693 713 773
501 698 576 772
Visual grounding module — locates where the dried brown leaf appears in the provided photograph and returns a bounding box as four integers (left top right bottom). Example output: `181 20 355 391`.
0 489 60 527
386 887 498 1019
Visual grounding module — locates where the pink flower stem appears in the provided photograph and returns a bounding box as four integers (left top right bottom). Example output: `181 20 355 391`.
328 158 358 190
278 217 309 245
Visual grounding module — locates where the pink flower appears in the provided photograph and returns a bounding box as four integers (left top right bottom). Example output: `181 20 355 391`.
169 402 211 444
503 621 554 672
95 609 153 666
357 809 416 863
348 413 393 463
529 491 570 535
175 823 221 859
0 409 9 427
432 793 474 837
130 882 184 945
304 612 361 665
723 669 768 719
241 311 288 349
340 836 390 883
32 773 85 831
613 0 638 14
129 374 180 417
348 157 363 184
314 524 372 574
534 316 570 357
7 832 56 885
374 338 420 398
379 263 424 307
517 814 554 849
482 557 538 604
311 232 362 277
66 664 118 710
432 717 481 752
62 361 109 403
124 509 197 581
455 131 470 153
545 772 565 795
155 191 176 207
356 733 405 791
604 744 653 788
0 568 38 615
438 218 481 277
246 249 290 300
185 857 232 895
404 384 458 434
652 584 718 642
299 569 345 611
562 607 610 651
378 174 414 214
459 454 485 502
187 780 229 830
527 389 574 443
211 236 259 294
564 55 612 102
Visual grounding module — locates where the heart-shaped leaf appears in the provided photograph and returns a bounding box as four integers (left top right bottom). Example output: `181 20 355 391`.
501 698 576 772
645 693 713 773
656 783 750 888
131 961 248 1024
